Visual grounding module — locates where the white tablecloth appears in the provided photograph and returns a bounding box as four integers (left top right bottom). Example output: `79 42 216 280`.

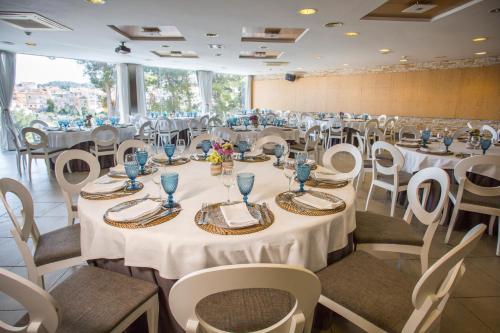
149 117 199 132
79 159 356 279
212 126 300 143
45 126 137 149
397 141 500 180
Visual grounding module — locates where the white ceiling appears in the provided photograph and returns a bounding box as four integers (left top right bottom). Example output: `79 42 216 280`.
0 0 499 75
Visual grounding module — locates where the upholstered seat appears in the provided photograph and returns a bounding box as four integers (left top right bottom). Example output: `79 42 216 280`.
31 147 67 155
377 171 413 186
289 142 315 151
450 182 500 209
195 288 296 332
317 251 414 333
90 144 115 152
34 224 81 266
354 211 424 246
17 266 158 333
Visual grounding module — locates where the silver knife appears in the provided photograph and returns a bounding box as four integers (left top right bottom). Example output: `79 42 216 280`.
109 194 151 212
138 207 182 226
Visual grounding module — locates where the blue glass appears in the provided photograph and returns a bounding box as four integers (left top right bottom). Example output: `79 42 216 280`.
296 163 311 192
136 150 148 174
124 160 140 190
237 173 255 204
238 141 249 160
480 138 491 155
96 118 104 126
443 135 453 152
75 119 84 129
201 140 212 159
261 117 268 128
421 130 431 147
110 117 118 126
295 152 308 166
161 172 179 208
274 144 284 166
243 117 250 129
163 143 176 164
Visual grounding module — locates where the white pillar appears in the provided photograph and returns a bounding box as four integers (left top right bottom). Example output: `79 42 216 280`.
116 63 130 123
244 75 253 111
136 65 147 117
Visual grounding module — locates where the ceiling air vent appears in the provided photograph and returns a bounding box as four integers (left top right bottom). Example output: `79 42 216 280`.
0 12 71 31
142 27 161 34
264 28 282 35
402 2 437 13
265 61 289 67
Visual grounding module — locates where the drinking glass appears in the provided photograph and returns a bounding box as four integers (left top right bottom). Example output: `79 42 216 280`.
163 144 176 164
296 163 311 192
421 130 431 147
124 154 140 190
161 172 179 208
238 141 249 160
480 138 491 155
221 167 235 203
295 151 308 166
443 135 453 152
243 117 250 130
237 172 255 204
274 144 284 166
201 140 212 159
283 158 296 193
176 139 186 158
470 136 480 151
135 149 148 174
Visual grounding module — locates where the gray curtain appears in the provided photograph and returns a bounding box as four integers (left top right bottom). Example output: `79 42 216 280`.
196 70 213 115
0 50 16 151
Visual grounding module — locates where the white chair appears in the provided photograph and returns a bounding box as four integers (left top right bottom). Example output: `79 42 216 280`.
377 114 387 127
207 116 223 132
255 135 289 156
357 128 386 188
0 266 159 333
116 139 147 165
199 115 210 132
188 119 203 145
7 126 27 177
29 119 49 129
0 178 83 287
443 155 500 255
399 125 421 140
453 127 469 140
188 133 222 154
90 125 119 166
21 127 67 181
322 143 363 190
365 141 414 217
318 224 486 333
169 264 321 333
481 124 498 141
326 119 345 148
134 120 155 145
55 150 100 226
383 117 397 141
356 167 449 273
212 127 237 143
260 127 282 137
290 125 322 162
155 119 179 146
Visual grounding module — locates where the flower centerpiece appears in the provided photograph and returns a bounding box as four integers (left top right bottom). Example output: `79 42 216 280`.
207 150 223 176
249 115 259 128
213 142 234 169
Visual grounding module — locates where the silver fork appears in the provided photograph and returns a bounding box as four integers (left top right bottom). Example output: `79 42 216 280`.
138 207 182 226
109 194 150 212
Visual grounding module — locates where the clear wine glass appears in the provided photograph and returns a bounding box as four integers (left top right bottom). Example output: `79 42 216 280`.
283 158 296 193
220 167 235 203
176 139 186 158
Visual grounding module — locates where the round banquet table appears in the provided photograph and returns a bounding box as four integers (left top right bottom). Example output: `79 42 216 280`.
45 125 137 149
212 126 301 143
79 158 356 332
149 117 199 132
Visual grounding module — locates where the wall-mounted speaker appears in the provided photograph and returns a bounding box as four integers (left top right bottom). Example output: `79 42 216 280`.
285 73 296 82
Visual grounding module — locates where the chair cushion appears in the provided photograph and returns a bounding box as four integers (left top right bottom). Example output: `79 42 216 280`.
34 224 81 266
195 288 296 332
289 142 315 151
17 266 158 333
450 183 500 209
377 171 413 186
317 251 414 333
354 211 424 246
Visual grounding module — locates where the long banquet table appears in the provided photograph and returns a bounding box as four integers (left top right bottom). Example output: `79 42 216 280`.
79 157 356 332
45 125 137 149
212 125 301 143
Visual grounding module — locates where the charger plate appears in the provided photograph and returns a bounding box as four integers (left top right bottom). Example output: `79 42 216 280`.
396 142 420 149
236 154 271 163
80 181 144 200
104 201 181 229
416 148 454 156
194 202 274 235
295 177 349 189
152 157 190 166
108 166 158 178
275 190 346 216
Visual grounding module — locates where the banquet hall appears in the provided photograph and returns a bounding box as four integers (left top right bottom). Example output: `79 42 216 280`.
0 0 499 332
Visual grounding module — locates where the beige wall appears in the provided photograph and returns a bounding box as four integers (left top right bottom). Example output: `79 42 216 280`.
252 65 500 120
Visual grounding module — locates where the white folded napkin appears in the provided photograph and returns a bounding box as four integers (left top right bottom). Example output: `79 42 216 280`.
82 180 126 194
154 153 180 163
313 171 349 182
293 193 343 210
245 149 263 158
110 164 126 173
107 199 162 222
220 203 259 229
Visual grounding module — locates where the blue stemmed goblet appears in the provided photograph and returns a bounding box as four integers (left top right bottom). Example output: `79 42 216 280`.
443 135 453 152
421 130 431 148
243 117 250 130
163 144 176 164
296 163 311 192
238 141 249 160
161 172 179 208
124 154 140 190
201 140 212 159
295 151 308 166
274 144 284 166
480 138 491 155
135 149 148 174
237 172 255 204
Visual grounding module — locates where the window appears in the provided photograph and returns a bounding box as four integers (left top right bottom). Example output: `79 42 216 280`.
212 73 245 116
144 67 200 114
12 54 116 128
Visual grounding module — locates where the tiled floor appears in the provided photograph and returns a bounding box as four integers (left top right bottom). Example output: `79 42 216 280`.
0 150 498 332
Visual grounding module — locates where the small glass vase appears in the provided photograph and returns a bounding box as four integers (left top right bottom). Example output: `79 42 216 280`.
210 163 222 176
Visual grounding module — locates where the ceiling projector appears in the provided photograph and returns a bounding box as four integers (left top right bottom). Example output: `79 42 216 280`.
115 42 131 54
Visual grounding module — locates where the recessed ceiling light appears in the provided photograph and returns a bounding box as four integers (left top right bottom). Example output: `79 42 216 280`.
298 8 317 15
344 32 359 37
379 48 392 54
400 57 408 63
324 22 344 28
1 41 14 45
209 44 224 49
343 63 349 66
475 51 487 55
297 67 304 70
25 42 36 47
315 56 322 60
86 0 106 4
489 8 500 13
472 36 488 42
205 33 219 37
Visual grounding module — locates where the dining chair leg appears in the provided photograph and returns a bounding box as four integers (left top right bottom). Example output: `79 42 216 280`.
147 295 159 333
496 220 499 256
439 196 449 225
390 189 397 217
44 155 51 174
28 156 33 182
488 215 496 236
16 154 22 177
364 183 374 211
444 205 460 244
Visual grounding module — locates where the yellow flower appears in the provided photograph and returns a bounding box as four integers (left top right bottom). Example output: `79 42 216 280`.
207 151 223 164
222 142 233 150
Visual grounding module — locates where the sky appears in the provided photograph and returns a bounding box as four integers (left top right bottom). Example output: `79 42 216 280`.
15 54 90 84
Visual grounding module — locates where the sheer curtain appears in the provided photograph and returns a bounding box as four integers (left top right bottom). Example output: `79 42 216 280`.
136 65 147 117
0 50 16 151
116 63 130 123
244 75 253 111
196 70 213 115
